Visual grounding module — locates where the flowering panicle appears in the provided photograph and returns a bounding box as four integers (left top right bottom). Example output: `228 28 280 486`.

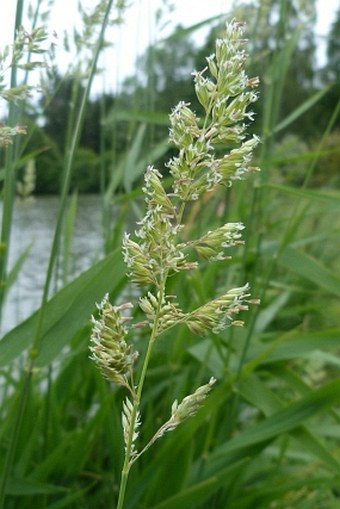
123 166 197 287
168 377 216 425
0 26 49 147
0 124 27 147
122 397 141 461
91 17 260 386
90 20 261 486
131 378 216 459
144 378 216 447
90 294 138 391
185 284 252 334
139 292 185 334
122 19 259 289
16 159 36 201
189 222 245 261
166 19 260 203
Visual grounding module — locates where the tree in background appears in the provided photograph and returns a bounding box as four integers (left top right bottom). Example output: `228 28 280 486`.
11 0 339 194
324 6 340 83
318 6 340 132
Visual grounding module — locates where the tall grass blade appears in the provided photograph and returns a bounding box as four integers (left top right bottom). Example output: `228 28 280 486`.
0 248 126 367
263 183 340 206
0 0 25 324
147 461 248 509
0 2 117 505
278 247 340 297
273 86 331 134
213 378 340 461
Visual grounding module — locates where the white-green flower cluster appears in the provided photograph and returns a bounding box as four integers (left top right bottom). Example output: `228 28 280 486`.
130 378 216 461
0 26 49 147
122 165 198 287
121 20 259 336
186 284 252 334
139 291 185 334
121 397 141 461
0 124 27 147
92 19 260 381
189 222 245 261
16 159 36 202
145 378 216 445
122 20 259 293
90 20 260 468
168 377 216 426
166 20 260 203
90 294 138 390
138 283 254 337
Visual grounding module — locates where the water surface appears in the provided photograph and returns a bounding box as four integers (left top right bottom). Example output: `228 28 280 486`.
2 195 104 334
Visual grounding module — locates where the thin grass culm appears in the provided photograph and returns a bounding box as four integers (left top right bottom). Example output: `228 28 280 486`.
89 20 260 509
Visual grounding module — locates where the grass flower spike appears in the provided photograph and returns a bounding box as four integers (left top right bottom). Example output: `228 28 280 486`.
90 19 260 509
190 222 245 260
130 378 216 461
168 377 216 427
186 284 252 334
90 294 138 393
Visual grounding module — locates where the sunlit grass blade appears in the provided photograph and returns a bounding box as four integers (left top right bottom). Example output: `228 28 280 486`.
147 461 248 509
273 86 332 135
212 378 340 462
0 249 126 367
278 246 340 297
2 478 67 497
238 374 340 473
262 183 340 206
4 243 32 297
61 191 78 285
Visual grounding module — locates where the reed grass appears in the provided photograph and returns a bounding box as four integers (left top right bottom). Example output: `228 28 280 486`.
0 0 25 324
0 1 339 509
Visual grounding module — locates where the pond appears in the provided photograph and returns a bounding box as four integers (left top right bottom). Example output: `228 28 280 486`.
2 195 105 334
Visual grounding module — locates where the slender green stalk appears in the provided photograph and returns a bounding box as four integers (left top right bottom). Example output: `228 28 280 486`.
30 0 115 360
22 0 45 84
115 154 244 508
0 2 115 506
0 0 25 326
116 278 166 509
0 372 32 508
116 194 200 508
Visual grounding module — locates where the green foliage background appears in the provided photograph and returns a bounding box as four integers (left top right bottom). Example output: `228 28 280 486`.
0 0 340 508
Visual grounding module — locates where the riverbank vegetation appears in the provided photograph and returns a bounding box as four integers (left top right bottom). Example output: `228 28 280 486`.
0 1 340 508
